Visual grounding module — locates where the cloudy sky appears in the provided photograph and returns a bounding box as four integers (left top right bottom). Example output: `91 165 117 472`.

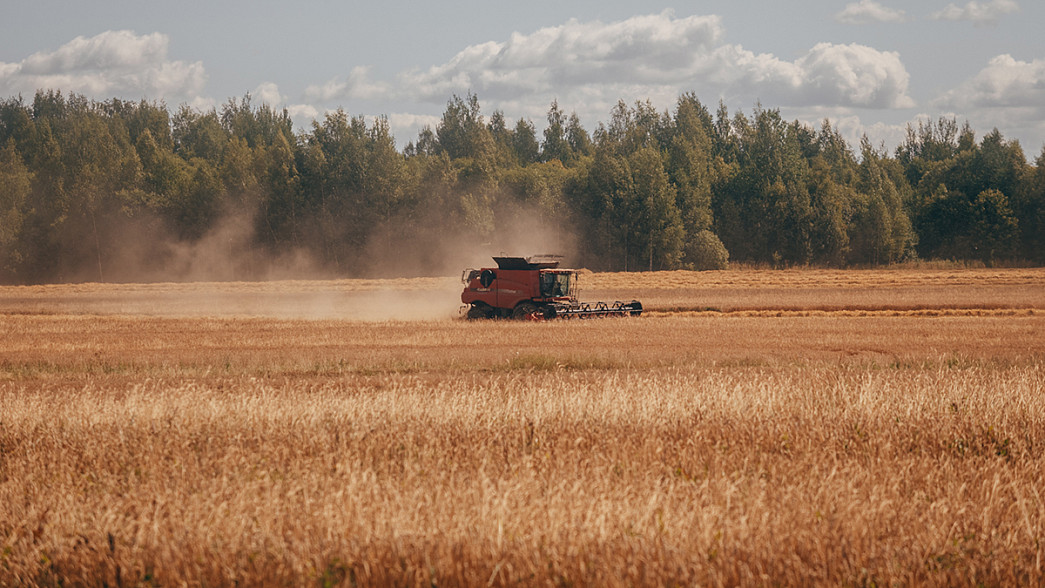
2 0 1043 155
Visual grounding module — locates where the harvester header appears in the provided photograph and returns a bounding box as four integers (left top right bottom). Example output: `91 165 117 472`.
461 256 642 320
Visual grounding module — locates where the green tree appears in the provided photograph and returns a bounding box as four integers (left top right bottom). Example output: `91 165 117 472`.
666 94 718 267
496 159 572 250
565 113 592 159
850 138 915 264
1012 147 1045 261
715 106 813 265
436 93 487 160
17 116 66 282
362 116 407 226
969 188 1019 265
136 128 193 213
570 149 633 270
0 96 35 150
896 117 967 188
487 110 516 167
173 106 227 161
511 118 540 165
6 87 1043 282
904 126 1027 262
296 110 411 271
599 99 670 156
57 96 143 281
219 95 292 150
105 99 173 151
957 129 1026 200
806 159 851 266
688 230 729 270
256 125 301 248
917 184 974 259
627 146 685 270
0 139 32 279
220 135 262 208
541 100 571 164
173 160 222 241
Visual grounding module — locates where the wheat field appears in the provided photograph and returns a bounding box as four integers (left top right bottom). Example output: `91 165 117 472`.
1 268 1044 586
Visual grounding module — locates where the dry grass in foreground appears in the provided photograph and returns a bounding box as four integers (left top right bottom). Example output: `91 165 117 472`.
2 313 1044 586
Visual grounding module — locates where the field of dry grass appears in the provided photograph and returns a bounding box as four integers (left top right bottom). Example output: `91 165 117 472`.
585 266 1045 316
1 267 1044 585
3 266 1042 319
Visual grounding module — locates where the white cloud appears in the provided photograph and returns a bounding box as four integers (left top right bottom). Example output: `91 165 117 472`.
284 103 321 130
400 11 725 102
935 54 1045 109
932 54 1045 151
394 12 914 115
387 112 441 141
835 0 908 24
387 112 440 130
305 66 389 102
791 43 914 108
286 103 319 120
19 30 168 75
931 0 1019 24
0 30 205 100
252 82 285 107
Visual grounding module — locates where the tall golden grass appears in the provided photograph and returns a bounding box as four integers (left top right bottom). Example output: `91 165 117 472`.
1 271 1044 585
3 362 1043 585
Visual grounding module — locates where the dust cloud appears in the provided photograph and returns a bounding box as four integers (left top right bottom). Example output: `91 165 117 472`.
83 199 579 283
11 200 580 321
91 205 326 284
0 279 467 321
361 204 578 277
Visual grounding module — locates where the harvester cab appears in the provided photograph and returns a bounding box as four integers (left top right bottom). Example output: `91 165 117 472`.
461 256 642 320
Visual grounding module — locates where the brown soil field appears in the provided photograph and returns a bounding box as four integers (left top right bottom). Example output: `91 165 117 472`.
1 268 1044 586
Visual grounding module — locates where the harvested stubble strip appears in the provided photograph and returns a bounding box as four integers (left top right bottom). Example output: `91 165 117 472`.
648 307 1042 318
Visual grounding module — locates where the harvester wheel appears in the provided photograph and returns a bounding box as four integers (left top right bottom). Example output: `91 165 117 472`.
466 304 493 320
512 302 540 320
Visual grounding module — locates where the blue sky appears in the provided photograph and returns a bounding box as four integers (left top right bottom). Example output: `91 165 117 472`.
3 0 1043 156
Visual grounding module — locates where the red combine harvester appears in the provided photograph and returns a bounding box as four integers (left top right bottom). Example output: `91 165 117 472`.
461 256 643 320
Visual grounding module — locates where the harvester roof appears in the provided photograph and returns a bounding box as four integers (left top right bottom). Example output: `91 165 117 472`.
492 255 562 270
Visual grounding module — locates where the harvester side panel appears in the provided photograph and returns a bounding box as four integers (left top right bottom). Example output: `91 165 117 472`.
461 258 642 320
461 269 540 311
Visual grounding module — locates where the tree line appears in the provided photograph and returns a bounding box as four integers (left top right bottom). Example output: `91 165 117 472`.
1 90 1042 283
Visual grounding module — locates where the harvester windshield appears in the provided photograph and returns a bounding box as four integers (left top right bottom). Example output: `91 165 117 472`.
540 272 573 298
